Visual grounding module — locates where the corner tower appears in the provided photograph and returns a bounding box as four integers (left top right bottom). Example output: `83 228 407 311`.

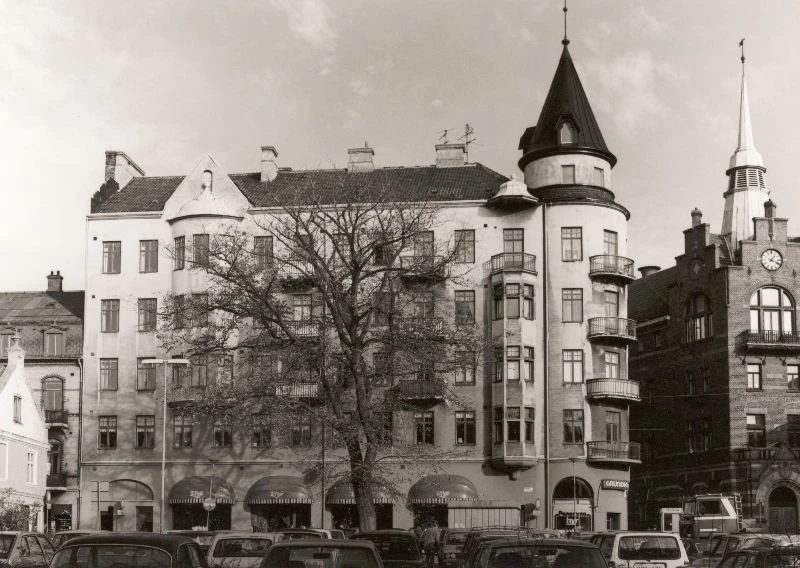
721 47 769 251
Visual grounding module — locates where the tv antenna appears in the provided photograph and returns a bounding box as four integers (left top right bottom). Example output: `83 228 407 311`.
458 123 477 163
439 129 449 144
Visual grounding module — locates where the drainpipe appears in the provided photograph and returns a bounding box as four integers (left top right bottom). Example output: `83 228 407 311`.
77 357 84 529
542 203 550 528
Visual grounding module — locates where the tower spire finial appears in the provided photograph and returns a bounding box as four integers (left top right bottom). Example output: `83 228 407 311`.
562 0 569 46
739 37 745 65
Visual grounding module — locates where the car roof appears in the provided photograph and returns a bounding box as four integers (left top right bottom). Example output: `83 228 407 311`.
58 533 198 552
210 532 274 539
488 538 601 549
53 530 109 535
268 539 377 549
353 530 414 536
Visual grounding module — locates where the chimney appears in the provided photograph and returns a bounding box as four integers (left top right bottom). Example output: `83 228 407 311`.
261 146 279 182
691 208 703 227
435 143 466 167
47 270 63 292
104 151 144 188
764 199 776 219
347 146 374 172
638 266 660 278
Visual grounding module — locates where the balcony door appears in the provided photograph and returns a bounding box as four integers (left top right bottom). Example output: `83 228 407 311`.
605 411 621 443
605 291 619 317
44 377 64 413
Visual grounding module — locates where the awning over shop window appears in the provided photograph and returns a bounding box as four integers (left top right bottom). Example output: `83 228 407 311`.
246 476 312 505
407 475 479 505
325 479 393 505
168 476 235 505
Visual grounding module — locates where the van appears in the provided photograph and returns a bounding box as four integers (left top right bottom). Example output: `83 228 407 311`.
593 531 690 568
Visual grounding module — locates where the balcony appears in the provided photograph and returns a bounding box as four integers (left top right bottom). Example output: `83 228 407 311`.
589 255 635 284
586 378 640 403
399 256 447 282
483 253 537 277
737 330 800 352
491 441 537 473
277 261 315 287
587 317 636 344
46 473 68 489
396 379 446 401
396 317 444 337
285 320 321 338
45 409 69 427
166 385 206 406
586 441 641 465
275 382 320 400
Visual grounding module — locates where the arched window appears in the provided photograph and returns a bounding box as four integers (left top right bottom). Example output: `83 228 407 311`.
559 122 575 144
685 294 713 343
750 287 794 340
44 377 64 411
553 477 593 500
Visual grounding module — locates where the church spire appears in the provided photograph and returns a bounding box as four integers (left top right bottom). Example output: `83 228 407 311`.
729 39 763 169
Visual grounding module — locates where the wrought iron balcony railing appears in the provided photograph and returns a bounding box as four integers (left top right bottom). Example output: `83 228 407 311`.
396 317 444 336
589 255 635 282
275 382 320 398
483 253 537 277
398 256 447 280
45 409 69 425
46 473 68 488
586 441 641 464
737 330 800 350
587 317 637 342
586 378 640 403
396 379 446 400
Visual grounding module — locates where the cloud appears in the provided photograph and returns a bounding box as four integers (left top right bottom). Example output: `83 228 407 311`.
270 0 336 51
349 79 374 98
431 99 444 108
629 5 668 37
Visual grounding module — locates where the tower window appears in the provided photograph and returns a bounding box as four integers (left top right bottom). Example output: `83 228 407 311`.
593 167 605 187
560 122 575 144
561 165 576 184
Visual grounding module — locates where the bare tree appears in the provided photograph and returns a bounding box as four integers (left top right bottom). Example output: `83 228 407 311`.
0 489 41 531
159 185 482 530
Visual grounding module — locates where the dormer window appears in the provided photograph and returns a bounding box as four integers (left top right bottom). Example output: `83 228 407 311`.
0 331 13 357
559 121 576 144
45 331 64 356
202 170 213 192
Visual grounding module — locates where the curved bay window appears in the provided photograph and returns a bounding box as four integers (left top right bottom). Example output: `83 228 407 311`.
750 287 795 342
684 294 713 343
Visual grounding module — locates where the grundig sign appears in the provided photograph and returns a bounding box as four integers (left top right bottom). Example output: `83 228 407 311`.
601 479 630 491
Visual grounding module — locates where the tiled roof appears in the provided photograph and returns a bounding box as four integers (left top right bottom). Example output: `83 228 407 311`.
92 164 508 214
629 267 676 323
710 234 734 266
519 45 616 168
0 292 84 321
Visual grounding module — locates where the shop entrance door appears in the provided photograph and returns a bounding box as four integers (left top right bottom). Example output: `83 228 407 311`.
768 487 798 534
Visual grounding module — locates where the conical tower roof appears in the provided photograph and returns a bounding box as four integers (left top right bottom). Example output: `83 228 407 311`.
519 45 616 169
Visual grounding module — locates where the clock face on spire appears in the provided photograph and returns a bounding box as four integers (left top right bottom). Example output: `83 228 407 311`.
761 249 783 271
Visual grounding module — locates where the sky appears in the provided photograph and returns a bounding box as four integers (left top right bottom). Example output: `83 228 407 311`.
2 0 800 292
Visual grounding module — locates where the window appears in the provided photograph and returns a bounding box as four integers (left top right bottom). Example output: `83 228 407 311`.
293 233 312 260
605 290 619 318
254 236 274 268
562 289 583 322
40 332 62 358
506 284 521 319
372 351 390 385
174 295 185 329
454 351 475 385
414 411 434 445
214 418 233 448
413 291 434 319
414 231 434 261
493 285 503 320
416 358 435 382
98 416 117 449
563 409 584 444
606 411 621 443
174 236 185 270
101 299 120 332
191 355 207 387
139 240 158 273
292 294 312 321
102 241 121 274
750 287 795 339
687 421 696 454
493 347 503 383
561 164 576 184
685 294 713 342
788 415 800 449
193 234 209 266
251 415 271 448
687 371 696 396
603 230 618 256
173 415 192 448
378 412 393 445
523 284 534 320
563 350 584 383
455 290 475 325
98 359 119 390
747 363 762 390
290 415 311 447
43 378 63 412
604 352 619 379
525 407 535 443
507 346 521 381
172 358 189 387
137 358 157 391
455 411 476 445
788 365 800 391
138 298 157 332
503 229 524 254
13 396 22 423
747 414 766 447
454 230 475 263
493 407 504 443
561 227 582 261
0 332 13 357
0 442 6 481
594 167 605 187
701 369 711 393
191 293 209 327
560 122 575 144
136 415 155 449
374 292 392 326
26 452 36 485
373 239 390 266
701 416 712 451
506 407 521 442
524 347 534 381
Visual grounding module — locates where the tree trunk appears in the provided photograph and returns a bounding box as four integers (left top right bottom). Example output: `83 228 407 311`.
351 461 378 531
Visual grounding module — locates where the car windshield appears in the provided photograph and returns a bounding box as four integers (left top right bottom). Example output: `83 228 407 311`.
212 538 272 557
446 532 468 545
263 546 380 568
282 532 323 540
51 545 172 568
618 536 682 561
353 535 420 561
488 545 607 568
0 535 15 559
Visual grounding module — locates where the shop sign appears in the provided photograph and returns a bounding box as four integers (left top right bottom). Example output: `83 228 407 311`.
600 479 629 491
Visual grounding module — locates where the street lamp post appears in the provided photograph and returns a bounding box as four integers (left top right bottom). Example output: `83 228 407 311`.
144 358 190 533
570 457 577 532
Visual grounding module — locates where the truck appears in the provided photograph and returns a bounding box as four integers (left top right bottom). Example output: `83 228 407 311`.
661 494 751 538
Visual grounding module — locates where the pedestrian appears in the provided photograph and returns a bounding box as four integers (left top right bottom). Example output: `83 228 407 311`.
422 520 440 567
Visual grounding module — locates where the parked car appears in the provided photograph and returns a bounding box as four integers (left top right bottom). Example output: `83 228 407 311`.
462 527 559 568
437 528 469 568
351 530 425 567
277 529 328 540
259 539 383 568
716 545 800 568
165 530 221 555
593 531 690 568
0 532 55 568
49 533 207 568
474 537 607 568
51 530 111 550
689 533 790 568
206 532 276 568
329 529 347 540
683 538 715 564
